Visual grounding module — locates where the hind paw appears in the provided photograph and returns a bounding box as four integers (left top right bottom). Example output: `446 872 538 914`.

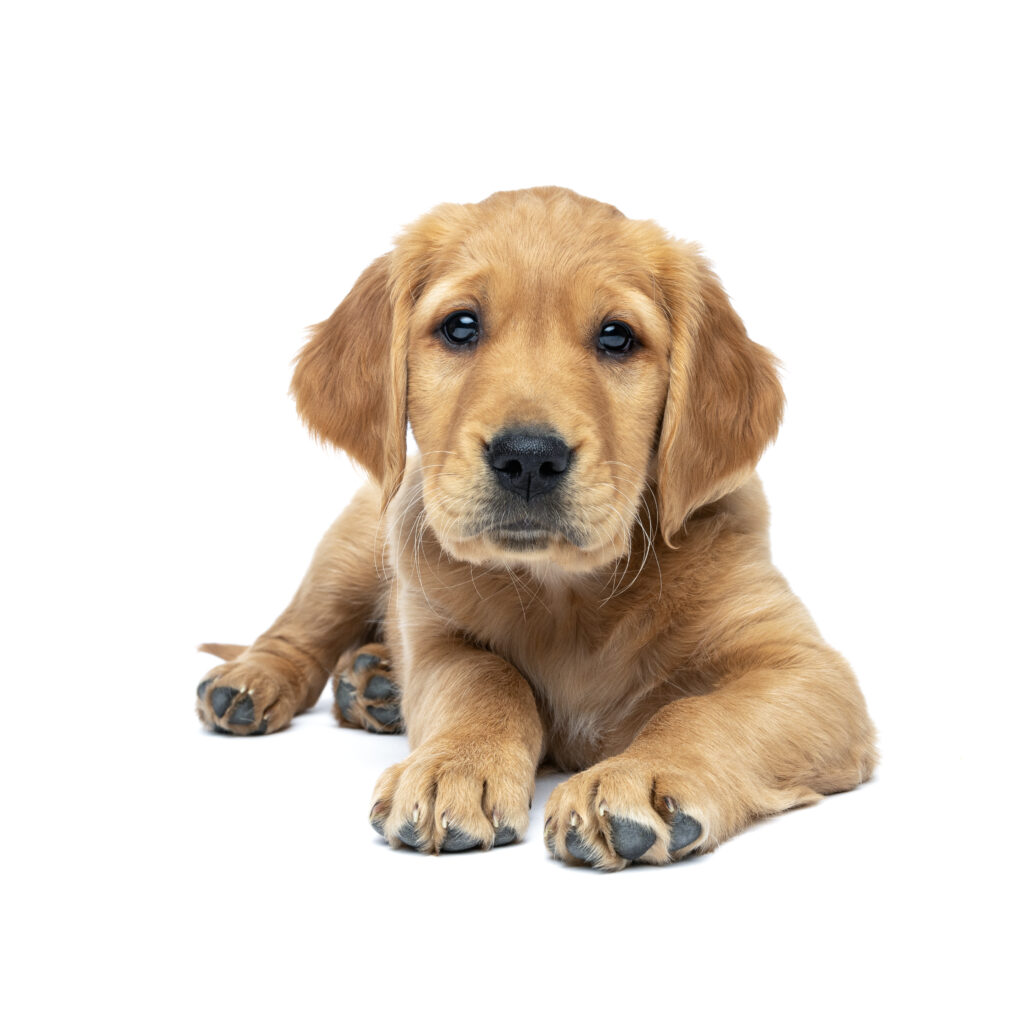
195 655 299 735
331 643 403 734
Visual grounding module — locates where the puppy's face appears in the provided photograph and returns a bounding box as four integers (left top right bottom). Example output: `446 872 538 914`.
404 195 671 571
292 188 784 574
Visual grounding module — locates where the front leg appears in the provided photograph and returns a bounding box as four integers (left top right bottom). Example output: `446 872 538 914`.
546 654 877 870
370 627 544 854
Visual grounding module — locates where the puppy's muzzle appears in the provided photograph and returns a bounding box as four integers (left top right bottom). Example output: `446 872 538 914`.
486 430 571 501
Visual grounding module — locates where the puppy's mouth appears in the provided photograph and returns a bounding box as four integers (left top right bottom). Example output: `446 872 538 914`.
487 520 562 551
476 516 586 552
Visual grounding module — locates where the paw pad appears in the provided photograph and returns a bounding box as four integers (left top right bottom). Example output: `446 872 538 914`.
397 821 422 848
367 703 401 726
364 675 398 701
335 678 357 721
210 686 237 718
607 815 656 860
493 825 517 847
228 694 256 726
440 825 479 852
353 653 381 672
668 808 702 851
565 827 599 864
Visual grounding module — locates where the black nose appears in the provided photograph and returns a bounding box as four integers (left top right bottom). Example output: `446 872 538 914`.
487 431 571 501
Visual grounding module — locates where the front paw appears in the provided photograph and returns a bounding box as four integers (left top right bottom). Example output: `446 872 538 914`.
369 739 534 854
195 655 300 735
544 757 706 871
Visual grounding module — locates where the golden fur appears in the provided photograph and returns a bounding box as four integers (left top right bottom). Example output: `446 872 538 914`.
196 187 876 869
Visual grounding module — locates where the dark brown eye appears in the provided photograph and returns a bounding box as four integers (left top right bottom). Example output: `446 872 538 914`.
440 310 480 346
597 320 636 355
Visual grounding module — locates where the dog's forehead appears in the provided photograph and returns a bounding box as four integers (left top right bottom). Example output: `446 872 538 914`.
401 188 670 310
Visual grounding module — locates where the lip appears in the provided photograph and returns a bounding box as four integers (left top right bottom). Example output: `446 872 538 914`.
487 527 552 551
462 514 586 550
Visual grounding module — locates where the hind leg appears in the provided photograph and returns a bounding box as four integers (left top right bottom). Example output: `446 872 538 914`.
331 643 403 733
195 482 389 735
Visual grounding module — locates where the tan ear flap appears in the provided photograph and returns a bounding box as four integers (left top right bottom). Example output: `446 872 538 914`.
290 254 407 503
657 251 784 541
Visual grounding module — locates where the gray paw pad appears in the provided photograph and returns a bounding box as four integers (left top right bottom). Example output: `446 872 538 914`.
441 826 480 852
370 817 385 837
493 825 517 847
364 675 397 701
368 703 401 726
565 827 599 863
397 821 422 848
668 810 702 851
197 678 213 700
608 815 656 860
353 653 381 672
228 694 255 726
212 710 266 735
335 678 356 721
210 686 238 718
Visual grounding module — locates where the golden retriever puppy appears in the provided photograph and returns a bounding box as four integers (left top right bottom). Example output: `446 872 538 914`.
196 186 876 869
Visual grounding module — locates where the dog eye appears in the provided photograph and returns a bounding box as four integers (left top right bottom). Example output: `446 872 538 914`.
597 321 636 355
439 310 480 346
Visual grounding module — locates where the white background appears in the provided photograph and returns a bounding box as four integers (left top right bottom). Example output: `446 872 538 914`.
3 1 1021 1021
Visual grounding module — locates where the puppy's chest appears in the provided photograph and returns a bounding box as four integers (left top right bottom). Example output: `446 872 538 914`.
461 585 668 731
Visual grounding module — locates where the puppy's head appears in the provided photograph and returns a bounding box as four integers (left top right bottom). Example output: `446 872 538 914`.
292 187 782 572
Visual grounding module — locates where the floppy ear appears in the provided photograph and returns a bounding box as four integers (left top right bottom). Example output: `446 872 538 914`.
656 249 784 541
290 254 407 503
